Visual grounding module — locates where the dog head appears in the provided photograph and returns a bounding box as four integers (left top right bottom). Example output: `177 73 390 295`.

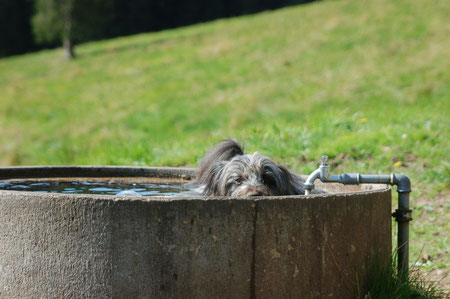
196 139 304 197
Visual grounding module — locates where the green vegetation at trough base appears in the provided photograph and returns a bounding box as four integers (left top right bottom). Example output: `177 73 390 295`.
364 252 445 299
0 0 448 291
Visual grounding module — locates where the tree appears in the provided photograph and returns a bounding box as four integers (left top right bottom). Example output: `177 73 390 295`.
32 0 113 59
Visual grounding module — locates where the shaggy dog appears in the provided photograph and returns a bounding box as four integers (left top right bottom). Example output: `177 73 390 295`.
190 139 314 197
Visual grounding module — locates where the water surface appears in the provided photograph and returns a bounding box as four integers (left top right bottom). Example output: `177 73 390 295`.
0 180 188 196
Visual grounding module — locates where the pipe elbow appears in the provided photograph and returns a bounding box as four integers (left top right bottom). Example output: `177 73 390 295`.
392 173 412 193
304 169 321 191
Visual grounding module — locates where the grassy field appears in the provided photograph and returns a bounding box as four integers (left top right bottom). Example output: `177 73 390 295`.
1 0 449 291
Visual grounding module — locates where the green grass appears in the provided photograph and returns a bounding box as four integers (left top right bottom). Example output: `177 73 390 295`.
0 0 449 290
364 252 444 299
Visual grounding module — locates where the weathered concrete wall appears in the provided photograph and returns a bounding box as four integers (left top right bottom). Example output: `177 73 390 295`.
0 167 391 298
253 193 391 298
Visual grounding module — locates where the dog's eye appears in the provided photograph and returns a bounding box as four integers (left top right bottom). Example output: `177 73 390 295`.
235 178 243 185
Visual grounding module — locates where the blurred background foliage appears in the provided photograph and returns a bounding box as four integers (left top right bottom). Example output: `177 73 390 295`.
0 0 313 57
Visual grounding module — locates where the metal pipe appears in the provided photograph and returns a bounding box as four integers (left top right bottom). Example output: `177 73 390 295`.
304 156 412 276
304 156 330 195
391 174 412 277
304 169 320 195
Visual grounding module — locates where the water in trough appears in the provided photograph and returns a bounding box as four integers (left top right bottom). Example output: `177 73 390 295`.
0 179 188 196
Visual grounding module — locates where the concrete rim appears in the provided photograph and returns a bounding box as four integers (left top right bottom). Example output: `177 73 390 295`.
0 165 196 180
0 166 391 200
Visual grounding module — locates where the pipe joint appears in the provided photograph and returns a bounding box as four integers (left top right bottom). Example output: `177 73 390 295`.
391 173 412 193
339 173 361 185
319 156 330 181
392 208 413 223
304 182 316 189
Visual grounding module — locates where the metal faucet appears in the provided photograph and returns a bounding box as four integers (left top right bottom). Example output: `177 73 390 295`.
304 155 329 195
304 155 412 277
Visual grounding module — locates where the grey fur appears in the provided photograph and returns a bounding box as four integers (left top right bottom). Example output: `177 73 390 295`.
191 139 314 197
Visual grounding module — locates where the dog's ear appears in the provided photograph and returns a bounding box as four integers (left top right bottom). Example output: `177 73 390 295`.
197 139 243 184
277 165 306 195
201 139 243 164
201 162 225 196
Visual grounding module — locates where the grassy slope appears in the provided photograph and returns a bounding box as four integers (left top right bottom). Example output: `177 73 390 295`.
0 0 449 288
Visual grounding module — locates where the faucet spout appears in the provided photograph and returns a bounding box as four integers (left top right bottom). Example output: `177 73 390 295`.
304 155 329 195
304 168 320 195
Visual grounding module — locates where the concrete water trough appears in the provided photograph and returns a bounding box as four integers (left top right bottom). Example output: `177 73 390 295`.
0 166 392 298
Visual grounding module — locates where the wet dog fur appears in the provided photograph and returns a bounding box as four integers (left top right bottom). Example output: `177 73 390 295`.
190 139 313 197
